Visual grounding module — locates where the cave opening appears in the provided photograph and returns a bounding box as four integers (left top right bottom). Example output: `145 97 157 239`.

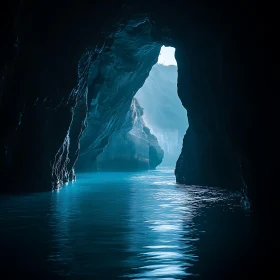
89 45 188 172
134 46 189 169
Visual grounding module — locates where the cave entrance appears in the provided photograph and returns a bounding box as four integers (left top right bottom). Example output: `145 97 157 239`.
94 46 188 172
134 46 189 169
95 46 189 172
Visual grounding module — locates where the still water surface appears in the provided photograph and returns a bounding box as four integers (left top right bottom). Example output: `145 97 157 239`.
0 167 255 279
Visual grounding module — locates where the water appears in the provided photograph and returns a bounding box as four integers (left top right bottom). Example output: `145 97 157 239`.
0 167 256 279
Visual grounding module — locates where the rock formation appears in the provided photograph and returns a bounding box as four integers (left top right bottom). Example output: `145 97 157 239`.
75 18 162 172
96 98 164 171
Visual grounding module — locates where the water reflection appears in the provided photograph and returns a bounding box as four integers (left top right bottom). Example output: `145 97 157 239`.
48 173 133 278
48 184 75 275
123 171 199 279
0 167 252 279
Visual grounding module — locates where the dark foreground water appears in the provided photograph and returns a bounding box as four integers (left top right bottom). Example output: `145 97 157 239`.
0 167 259 279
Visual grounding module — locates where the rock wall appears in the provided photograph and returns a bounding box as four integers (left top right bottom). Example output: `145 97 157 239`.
75 18 161 172
0 9 161 190
96 98 164 171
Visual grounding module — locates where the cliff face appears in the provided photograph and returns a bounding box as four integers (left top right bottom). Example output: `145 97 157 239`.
135 63 188 166
96 98 164 171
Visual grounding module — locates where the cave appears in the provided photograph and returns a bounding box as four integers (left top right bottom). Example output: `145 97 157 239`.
1 11 244 192
0 0 278 278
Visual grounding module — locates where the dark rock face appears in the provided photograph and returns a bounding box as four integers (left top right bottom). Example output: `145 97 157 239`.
135 63 188 166
0 10 161 190
96 98 164 171
0 0 277 217
75 19 161 172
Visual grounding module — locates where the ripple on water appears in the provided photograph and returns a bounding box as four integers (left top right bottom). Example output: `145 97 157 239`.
0 166 250 279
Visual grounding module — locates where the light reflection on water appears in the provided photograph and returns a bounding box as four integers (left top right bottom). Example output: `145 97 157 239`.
122 170 199 279
0 167 251 279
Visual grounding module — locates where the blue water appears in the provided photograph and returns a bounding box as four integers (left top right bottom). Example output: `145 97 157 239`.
0 167 255 279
